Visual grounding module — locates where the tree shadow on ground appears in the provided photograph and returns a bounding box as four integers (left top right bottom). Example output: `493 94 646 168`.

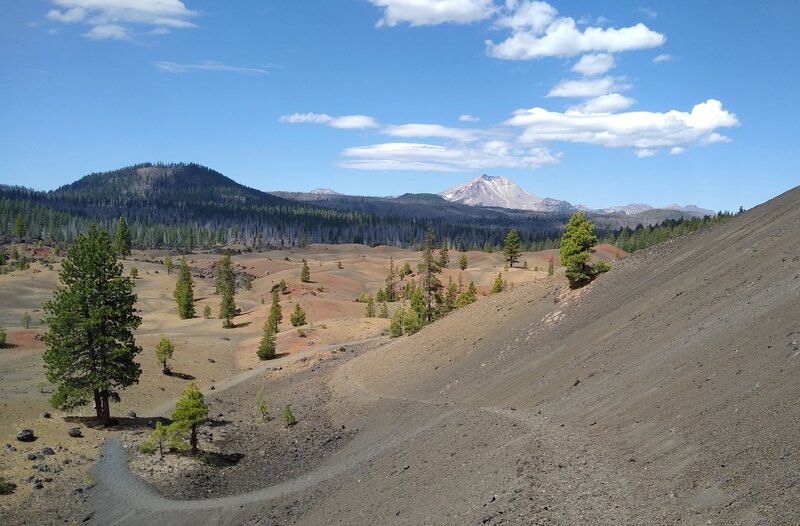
167 371 196 381
199 451 244 467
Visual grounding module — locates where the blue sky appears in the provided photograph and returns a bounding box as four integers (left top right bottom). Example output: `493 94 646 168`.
1 1 798 211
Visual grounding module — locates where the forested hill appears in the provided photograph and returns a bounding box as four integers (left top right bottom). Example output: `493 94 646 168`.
51 163 289 211
0 162 712 251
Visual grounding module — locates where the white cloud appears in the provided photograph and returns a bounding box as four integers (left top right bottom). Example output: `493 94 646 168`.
382 123 482 142
547 76 630 98
46 0 197 39
340 141 559 172
572 53 616 76
635 7 658 19
280 113 380 129
154 61 273 75
487 1 665 60
653 53 673 63
635 148 656 158
459 114 480 122
369 0 495 27
84 23 127 40
495 1 557 33
570 93 635 113
506 99 739 155
669 146 685 155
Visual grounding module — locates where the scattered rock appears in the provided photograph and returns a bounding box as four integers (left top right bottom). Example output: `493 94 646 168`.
27 452 38 461
68 428 83 438
208 358 216 363
210 385 216 390
41 447 55 456
221 337 230 341
40 412 51 419
128 411 137 418
3 443 17 453
16 430 35 442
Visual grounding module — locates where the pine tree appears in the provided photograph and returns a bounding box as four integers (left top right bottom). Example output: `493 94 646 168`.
438 239 450 268
170 383 208 454
257 324 276 360
420 228 442 322
163 253 173 275
384 257 398 302
155 336 174 375
300 259 311 283
290 303 306 327
365 294 376 318
13 213 25 240
174 257 195 319
444 276 458 313
547 256 555 276
560 212 598 288
379 301 389 318
113 217 131 258
403 308 422 335
42 227 142 422
217 251 237 328
281 405 297 428
203 305 212 319
503 229 522 268
130 266 138 279
0 324 6 347
409 285 426 321
389 307 404 337
268 291 282 332
456 281 477 307
491 272 505 294
399 261 412 280
459 253 468 271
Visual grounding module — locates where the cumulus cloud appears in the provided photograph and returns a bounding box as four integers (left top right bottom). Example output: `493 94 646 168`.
382 123 483 142
653 53 673 63
572 53 616 76
506 99 738 156
547 76 630 98
369 0 495 27
487 1 665 60
154 61 273 75
569 93 635 114
340 141 559 172
280 113 380 129
459 114 480 122
46 0 197 39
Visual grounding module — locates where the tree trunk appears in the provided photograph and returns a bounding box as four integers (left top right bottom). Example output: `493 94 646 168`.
93 390 103 420
190 423 198 454
100 391 111 422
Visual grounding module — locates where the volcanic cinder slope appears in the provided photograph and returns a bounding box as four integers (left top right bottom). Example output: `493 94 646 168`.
89 186 800 525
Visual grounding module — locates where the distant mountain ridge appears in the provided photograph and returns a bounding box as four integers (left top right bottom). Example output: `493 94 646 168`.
441 174 714 217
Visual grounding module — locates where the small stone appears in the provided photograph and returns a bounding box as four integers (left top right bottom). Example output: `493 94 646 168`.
16 430 35 442
41 412 51 419
27 452 38 461
68 428 83 438
4 443 17 453
127 411 137 418
209 385 216 390
41 447 55 456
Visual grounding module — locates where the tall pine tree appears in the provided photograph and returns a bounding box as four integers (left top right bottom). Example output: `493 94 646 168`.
43 226 142 421
113 217 132 258
217 251 236 328
503 229 522 268
174 257 195 319
420 228 442 322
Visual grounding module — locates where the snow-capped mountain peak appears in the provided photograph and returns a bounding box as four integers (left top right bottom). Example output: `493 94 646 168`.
441 174 565 211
